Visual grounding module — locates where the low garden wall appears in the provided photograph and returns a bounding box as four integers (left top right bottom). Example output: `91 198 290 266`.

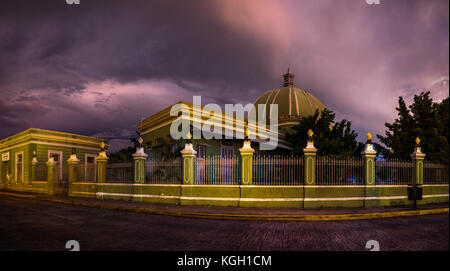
69 183 448 208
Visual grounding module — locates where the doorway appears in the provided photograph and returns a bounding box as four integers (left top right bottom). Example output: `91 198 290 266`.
48 150 66 195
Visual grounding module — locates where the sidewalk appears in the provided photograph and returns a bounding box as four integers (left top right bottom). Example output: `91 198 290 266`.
0 189 448 221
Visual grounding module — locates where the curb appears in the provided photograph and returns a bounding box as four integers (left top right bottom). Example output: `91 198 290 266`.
1 191 448 221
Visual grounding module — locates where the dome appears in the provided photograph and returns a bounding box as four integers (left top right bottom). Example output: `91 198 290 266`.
252 70 325 126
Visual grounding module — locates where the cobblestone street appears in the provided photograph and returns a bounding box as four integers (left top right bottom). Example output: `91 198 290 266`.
0 195 447 251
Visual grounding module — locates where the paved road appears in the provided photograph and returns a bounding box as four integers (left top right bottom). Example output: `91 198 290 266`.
0 195 447 251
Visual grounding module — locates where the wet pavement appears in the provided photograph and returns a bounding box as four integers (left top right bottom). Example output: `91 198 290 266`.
0 192 448 251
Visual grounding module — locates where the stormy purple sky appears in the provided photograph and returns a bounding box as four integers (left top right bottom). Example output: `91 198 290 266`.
0 0 448 151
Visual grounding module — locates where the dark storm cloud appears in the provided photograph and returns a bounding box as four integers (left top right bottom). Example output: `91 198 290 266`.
0 0 277 95
0 0 448 150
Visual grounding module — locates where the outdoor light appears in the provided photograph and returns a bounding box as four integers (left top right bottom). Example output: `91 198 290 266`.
366 132 372 144
307 129 314 140
186 132 192 144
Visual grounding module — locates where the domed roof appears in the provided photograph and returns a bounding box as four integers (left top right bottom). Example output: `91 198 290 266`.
253 70 325 123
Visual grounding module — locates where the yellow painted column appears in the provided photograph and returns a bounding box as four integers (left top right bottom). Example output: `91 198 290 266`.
96 151 108 183
30 151 38 185
303 129 317 186
362 133 376 186
411 137 425 185
133 137 148 184
239 140 255 185
362 132 377 207
67 153 80 197
46 157 56 195
181 139 197 185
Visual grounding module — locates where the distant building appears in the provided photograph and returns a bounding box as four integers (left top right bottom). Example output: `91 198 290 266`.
0 128 107 192
138 70 325 159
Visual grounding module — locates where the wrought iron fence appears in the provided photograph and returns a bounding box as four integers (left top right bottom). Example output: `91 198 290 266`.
375 159 413 185
316 157 364 185
76 164 96 182
146 158 182 184
35 163 47 181
423 161 449 184
106 162 134 183
196 156 240 185
53 164 68 194
252 155 304 185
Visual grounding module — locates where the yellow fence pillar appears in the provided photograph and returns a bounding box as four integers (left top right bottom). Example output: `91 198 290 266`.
362 133 376 186
67 153 80 197
133 138 148 184
181 134 197 185
46 157 56 195
303 129 317 208
30 151 38 185
303 129 317 186
96 151 108 184
411 137 425 185
239 139 254 185
362 132 377 207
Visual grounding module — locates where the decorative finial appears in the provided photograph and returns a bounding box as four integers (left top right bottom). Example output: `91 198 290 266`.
244 126 249 141
366 132 372 141
138 137 143 147
186 132 192 144
415 137 420 146
307 129 314 139
100 142 105 151
283 68 295 87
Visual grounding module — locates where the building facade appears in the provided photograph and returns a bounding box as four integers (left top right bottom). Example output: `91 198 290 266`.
137 70 326 159
0 128 107 193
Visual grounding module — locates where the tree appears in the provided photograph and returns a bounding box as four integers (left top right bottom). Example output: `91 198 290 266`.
377 91 449 165
108 130 143 163
129 130 142 148
287 108 364 157
108 146 135 163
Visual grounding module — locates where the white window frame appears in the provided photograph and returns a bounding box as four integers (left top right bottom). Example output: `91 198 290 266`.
85 154 97 182
48 150 63 181
14 151 24 182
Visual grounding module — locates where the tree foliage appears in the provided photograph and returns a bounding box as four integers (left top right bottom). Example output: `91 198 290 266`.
108 130 142 163
287 108 364 157
108 146 135 163
377 91 449 165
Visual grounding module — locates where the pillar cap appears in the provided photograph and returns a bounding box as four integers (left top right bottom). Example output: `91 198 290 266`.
181 143 197 156
303 147 317 154
239 140 254 154
46 157 56 165
411 147 426 159
133 147 148 159
31 157 39 165
67 154 80 164
362 143 376 155
97 151 109 160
